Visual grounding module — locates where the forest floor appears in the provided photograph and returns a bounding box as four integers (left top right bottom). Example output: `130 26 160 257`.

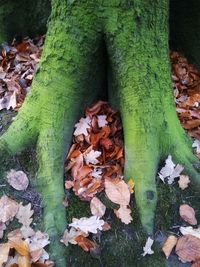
0 37 200 267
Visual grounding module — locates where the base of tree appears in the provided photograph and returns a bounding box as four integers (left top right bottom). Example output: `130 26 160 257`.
0 109 198 267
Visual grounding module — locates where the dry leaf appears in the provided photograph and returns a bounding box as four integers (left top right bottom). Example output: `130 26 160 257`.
127 178 135 194
90 197 106 217
28 231 50 252
178 175 190 190
179 204 197 225
114 205 133 224
74 117 91 136
74 235 97 252
21 226 35 239
176 235 200 263
69 216 105 234
0 195 19 223
7 169 29 191
60 228 87 246
105 179 130 206
180 226 200 239
0 243 10 266
162 235 178 259
97 115 108 128
158 155 184 184
9 238 29 256
4 255 19 267
16 203 34 226
142 237 154 256
8 229 23 240
30 248 43 262
84 150 101 165
18 255 31 267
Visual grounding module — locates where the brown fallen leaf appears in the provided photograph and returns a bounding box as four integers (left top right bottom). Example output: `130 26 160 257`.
18 255 31 267
0 243 10 266
162 235 178 259
114 205 133 224
0 195 19 223
32 263 50 267
7 169 29 191
105 179 130 206
178 175 190 190
176 235 200 263
74 235 97 252
179 204 197 225
90 197 106 217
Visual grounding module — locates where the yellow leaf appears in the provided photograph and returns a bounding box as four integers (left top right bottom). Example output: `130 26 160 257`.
127 178 135 194
9 238 29 256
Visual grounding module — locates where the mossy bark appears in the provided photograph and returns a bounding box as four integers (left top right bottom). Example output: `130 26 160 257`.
0 0 199 266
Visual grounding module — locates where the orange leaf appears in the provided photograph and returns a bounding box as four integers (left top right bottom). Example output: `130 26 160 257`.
9 238 29 256
75 235 96 252
18 255 31 267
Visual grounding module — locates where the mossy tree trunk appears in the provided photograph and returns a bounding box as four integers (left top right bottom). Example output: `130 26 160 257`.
0 0 199 266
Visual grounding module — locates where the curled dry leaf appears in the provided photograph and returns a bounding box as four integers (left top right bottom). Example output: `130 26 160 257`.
105 179 130 206
8 238 29 256
179 204 197 225
6 169 29 191
175 235 200 263
0 195 19 223
178 175 190 190
114 205 133 224
162 235 178 259
74 235 97 252
90 197 106 217
18 255 31 267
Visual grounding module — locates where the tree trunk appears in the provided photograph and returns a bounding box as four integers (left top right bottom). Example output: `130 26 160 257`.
0 0 199 266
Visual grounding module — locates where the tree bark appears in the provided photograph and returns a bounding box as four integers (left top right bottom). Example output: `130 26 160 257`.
0 0 199 266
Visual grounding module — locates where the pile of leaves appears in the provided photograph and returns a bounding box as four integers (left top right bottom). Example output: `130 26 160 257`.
171 51 200 140
0 171 53 267
62 101 134 252
0 36 44 110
